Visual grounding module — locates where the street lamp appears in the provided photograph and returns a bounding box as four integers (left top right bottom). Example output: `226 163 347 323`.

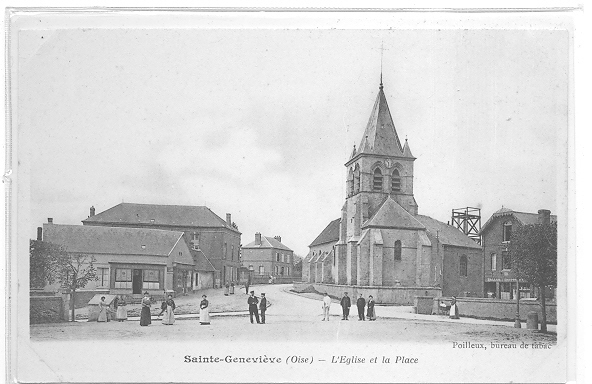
514 268 521 328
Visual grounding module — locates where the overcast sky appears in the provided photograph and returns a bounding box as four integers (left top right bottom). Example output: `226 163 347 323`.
18 27 568 256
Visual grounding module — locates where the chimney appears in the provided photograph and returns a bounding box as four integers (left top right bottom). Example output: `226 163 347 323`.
47 218 53 224
37 227 42 241
538 209 551 225
274 235 282 243
90 206 95 217
255 232 261 245
226 213 232 226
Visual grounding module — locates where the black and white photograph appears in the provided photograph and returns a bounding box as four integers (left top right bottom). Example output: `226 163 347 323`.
4 6 581 383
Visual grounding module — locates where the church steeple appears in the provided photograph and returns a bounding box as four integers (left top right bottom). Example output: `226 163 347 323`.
350 82 409 161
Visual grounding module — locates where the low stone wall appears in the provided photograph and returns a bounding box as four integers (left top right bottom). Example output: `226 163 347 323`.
30 296 67 324
432 297 557 324
294 283 442 305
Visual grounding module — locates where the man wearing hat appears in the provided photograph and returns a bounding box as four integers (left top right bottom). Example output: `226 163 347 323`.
259 293 267 324
247 291 260 324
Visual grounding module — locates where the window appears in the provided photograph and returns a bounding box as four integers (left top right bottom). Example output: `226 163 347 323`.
191 232 200 250
276 252 280 262
231 245 235 261
224 243 228 259
460 255 468 277
142 269 160 290
259 266 265 275
115 268 132 289
490 253 497 271
281 267 285 276
286 267 290 276
392 169 401 192
373 168 383 191
394 240 402 261
503 221 512 242
354 164 360 193
502 251 511 270
347 168 353 196
97 268 109 287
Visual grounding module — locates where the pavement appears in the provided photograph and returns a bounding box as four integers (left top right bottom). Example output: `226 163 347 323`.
282 286 557 333
71 283 556 333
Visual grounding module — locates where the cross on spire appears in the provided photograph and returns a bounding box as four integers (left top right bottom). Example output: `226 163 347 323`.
379 41 388 89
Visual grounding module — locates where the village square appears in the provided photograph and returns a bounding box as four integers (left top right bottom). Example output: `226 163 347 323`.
29 78 558 344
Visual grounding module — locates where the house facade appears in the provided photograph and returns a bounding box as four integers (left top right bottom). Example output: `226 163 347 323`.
241 233 295 279
304 79 484 301
40 222 209 303
481 207 556 300
82 203 241 287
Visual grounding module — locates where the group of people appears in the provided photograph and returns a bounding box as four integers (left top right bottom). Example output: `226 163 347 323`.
321 292 376 321
247 291 268 324
97 295 128 322
98 291 211 327
223 282 236 296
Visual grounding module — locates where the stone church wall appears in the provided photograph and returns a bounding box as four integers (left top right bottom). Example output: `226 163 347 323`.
442 246 483 297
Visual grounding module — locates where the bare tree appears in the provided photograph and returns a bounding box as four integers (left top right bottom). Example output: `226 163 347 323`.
510 221 557 332
56 253 98 322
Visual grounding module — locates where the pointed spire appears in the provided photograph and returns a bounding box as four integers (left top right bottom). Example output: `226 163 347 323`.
402 138 415 158
353 81 404 158
350 144 357 159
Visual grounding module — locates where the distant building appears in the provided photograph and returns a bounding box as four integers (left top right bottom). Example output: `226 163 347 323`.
303 79 484 302
40 222 216 303
242 233 295 279
82 203 241 287
481 207 557 300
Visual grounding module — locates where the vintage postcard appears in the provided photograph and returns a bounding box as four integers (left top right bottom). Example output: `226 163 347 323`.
5 6 578 383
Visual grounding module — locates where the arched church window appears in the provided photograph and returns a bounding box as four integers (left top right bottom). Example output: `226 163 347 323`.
347 168 354 197
373 168 383 192
460 255 468 277
392 169 401 192
394 240 402 261
354 164 360 193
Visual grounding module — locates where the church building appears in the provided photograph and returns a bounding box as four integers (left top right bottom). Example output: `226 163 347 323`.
304 78 483 303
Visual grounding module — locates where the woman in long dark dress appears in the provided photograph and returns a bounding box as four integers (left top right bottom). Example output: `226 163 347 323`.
140 291 152 326
367 295 377 321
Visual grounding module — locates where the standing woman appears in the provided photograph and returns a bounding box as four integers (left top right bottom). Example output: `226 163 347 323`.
97 296 109 322
160 294 176 325
116 295 127 322
199 295 210 325
367 295 377 321
140 291 152 326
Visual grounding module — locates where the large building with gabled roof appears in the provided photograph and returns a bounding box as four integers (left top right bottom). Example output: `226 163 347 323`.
303 79 483 302
40 222 214 304
82 202 241 287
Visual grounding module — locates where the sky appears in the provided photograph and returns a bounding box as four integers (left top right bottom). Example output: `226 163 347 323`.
18 27 568 256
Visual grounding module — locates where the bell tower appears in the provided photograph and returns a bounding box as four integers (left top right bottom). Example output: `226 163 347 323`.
344 80 418 218
336 78 419 286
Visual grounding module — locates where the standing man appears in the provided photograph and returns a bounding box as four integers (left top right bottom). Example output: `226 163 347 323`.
356 294 366 321
259 293 267 324
322 293 332 321
248 291 260 324
340 292 351 320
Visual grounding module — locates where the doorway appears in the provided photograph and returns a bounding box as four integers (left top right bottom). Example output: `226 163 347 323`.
133 269 142 294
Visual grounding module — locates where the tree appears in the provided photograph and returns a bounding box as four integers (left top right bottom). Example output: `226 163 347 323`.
510 221 557 332
55 253 98 322
29 240 68 289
